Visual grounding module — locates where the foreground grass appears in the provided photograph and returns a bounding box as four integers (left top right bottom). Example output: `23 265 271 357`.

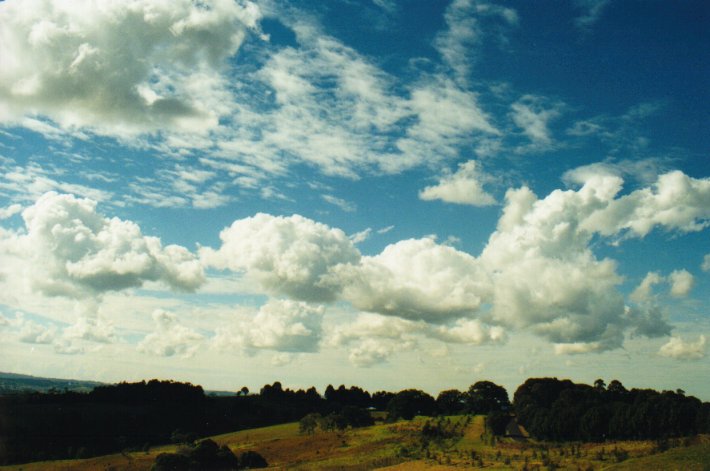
2 417 709 470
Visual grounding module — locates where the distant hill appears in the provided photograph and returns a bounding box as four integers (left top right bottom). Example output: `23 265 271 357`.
0 372 237 396
0 371 104 394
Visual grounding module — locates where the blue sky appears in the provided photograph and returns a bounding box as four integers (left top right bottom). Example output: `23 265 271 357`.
0 0 708 399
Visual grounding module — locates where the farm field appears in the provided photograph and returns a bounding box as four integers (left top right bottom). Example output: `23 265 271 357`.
2 416 709 470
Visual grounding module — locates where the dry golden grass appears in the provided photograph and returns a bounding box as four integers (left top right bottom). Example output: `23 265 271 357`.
2 417 709 470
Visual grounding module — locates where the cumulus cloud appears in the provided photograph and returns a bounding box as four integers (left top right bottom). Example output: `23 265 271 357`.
328 312 504 367
630 269 693 302
0 192 204 299
202 170 705 354
271 352 295 367
479 171 703 350
554 341 608 355
213 299 324 354
630 272 663 303
668 269 694 297
18 318 57 344
200 213 360 302
428 319 506 345
327 313 418 367
138 309 203 358
659 335 706 361
703 254 710 272
198 170 707 354
482 181 628 349
419 160 496 206
53 338 85 355
347 339 399 367
328 313 421 347
63 316 116 344
581 171 710 238
0 0 261 135
626 306 672 338
335 237 490 322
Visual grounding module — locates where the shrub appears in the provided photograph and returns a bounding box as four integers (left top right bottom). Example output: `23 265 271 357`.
238 450 268 469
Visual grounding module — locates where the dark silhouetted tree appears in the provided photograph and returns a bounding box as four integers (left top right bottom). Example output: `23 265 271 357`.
436 389 466 415
387 389 436 420
466 381 510 414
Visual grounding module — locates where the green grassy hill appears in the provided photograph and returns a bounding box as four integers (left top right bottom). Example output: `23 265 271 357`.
2 416 708 470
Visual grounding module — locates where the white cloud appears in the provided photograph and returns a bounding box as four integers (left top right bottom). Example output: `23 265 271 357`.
428 319 506 345
137 309 203 358
335 237 490 322
328 312 503 367
18 318 57 344
327 314 417 367
669 269 694 297
328 313 421 347
0 203 22 219
574 0 611 30
63 316 116 344
0 192 204 298
630 269 693 302
213 299 324 354
434 0 518 83
703 254 710 272
0 161 113 204
197 171 705 353
201 213 360 302
347 339 398 367
630 272 663 303
554 341 607 355
126 164 231 210
53 338 84 355
322 194 356 213
510 95 562 149
419 160 496 206
659 335 706 361
0 0 261 136
271 352 295 366
479 172 696 350
350 228 372 244
581 171 710 238
482 181 628 348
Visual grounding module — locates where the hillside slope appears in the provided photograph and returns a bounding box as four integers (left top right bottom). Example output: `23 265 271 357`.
2 417 708 470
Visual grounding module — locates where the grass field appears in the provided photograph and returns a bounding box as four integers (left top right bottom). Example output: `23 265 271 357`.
2 417 709 470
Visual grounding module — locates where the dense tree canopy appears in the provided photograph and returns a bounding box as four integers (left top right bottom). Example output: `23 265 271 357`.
467 381 511 414
514 377 707 441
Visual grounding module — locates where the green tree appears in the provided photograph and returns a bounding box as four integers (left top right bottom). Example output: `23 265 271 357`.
466 381 510 414
387 389 436 420
299 413 321 435
436 389 466 415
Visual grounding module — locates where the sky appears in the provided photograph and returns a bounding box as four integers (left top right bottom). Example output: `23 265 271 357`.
0 0 708 400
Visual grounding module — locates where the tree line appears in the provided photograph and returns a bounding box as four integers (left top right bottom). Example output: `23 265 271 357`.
0 376 707 465
513 377 710 441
